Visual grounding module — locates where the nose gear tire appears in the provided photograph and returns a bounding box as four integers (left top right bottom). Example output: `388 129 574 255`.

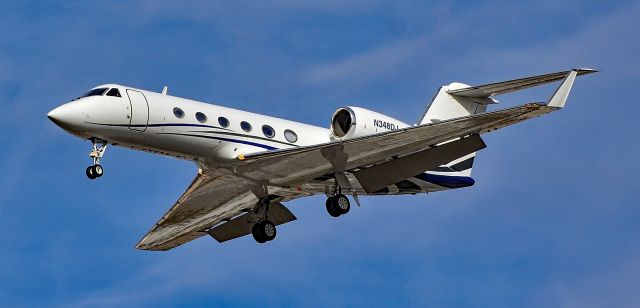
93 164 103 177
86 166 96 179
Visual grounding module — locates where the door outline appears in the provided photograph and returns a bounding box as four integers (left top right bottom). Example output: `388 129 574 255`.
126 89 149 132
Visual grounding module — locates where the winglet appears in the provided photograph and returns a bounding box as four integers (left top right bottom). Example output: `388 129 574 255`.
547 70 578 108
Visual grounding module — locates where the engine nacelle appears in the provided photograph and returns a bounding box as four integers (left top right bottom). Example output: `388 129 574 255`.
330 106 409 140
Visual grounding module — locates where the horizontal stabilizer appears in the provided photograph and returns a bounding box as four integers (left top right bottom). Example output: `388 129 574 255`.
447 68 597 98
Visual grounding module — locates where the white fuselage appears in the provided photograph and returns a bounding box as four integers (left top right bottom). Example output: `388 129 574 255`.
48 84 331 165
49 84 473 195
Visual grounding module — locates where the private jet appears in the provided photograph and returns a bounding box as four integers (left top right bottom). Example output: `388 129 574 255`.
47 68 596 250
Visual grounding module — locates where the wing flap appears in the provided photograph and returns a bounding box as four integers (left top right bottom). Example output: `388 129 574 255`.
354 134 486 193
447 68 596 98
207 202 296 243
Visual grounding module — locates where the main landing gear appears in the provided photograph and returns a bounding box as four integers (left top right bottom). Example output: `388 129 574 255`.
252 220 276 243
251 197 277 243
86 138 107 180
326 193 351 217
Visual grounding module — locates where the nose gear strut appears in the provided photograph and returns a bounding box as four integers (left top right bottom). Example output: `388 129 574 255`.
86 138 107 180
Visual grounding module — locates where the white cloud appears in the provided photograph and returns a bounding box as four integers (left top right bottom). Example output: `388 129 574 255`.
304 36 429 86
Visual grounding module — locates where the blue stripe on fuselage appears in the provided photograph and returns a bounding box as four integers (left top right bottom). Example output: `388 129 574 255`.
160 132 279 150
88 122 231 130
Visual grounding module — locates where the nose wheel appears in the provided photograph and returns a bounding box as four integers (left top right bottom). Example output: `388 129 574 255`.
86 164 103 179
86 138 107 180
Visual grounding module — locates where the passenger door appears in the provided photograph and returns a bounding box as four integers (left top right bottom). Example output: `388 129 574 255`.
126 89 149 132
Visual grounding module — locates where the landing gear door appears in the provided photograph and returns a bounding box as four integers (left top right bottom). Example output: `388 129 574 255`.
126 89 149 132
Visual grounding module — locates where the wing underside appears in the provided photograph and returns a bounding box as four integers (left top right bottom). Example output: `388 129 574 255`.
135 170 308 251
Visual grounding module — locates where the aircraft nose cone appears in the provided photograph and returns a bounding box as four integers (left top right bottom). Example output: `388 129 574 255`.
47 107 59 122
47 103 81 130
48 105 67 126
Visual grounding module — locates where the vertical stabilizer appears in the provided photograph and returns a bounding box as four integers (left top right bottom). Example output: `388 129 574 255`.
417 83 493 176
417 83 495 125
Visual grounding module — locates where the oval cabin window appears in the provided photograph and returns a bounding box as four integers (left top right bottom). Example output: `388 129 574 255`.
173 107 185 119
218 117 229 128
195 112 207 123
284 129 298 143
262 125 275 138
241 121 252 132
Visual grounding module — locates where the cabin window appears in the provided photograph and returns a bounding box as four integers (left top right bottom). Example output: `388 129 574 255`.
195 112 207 123
262 125 275 138
284 129 298 143
106 88 121 97
218 117 229 128
173 107 185 119
240 121 252 132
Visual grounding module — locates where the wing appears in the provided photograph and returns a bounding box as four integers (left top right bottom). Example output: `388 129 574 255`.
446 68 597 98
135 169 307 251
234 103 558 186
235 70 582 187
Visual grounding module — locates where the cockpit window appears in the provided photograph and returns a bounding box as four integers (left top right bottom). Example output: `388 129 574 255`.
81 88 108 98
106 88 121 97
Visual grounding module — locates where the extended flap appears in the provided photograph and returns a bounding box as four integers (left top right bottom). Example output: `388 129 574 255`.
354 135 486 193
207 202 296 243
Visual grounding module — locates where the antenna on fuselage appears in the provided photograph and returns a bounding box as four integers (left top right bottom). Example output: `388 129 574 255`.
161 86 168 95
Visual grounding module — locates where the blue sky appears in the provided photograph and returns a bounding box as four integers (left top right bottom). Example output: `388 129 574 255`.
1 0 639 306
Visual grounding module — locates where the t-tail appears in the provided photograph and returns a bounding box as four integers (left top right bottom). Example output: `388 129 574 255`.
416 68 597 179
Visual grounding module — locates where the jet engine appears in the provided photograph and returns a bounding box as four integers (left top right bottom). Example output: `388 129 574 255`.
330 106 409 140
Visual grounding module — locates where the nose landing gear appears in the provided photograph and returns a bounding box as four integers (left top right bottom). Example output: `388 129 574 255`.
86 138 107 180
